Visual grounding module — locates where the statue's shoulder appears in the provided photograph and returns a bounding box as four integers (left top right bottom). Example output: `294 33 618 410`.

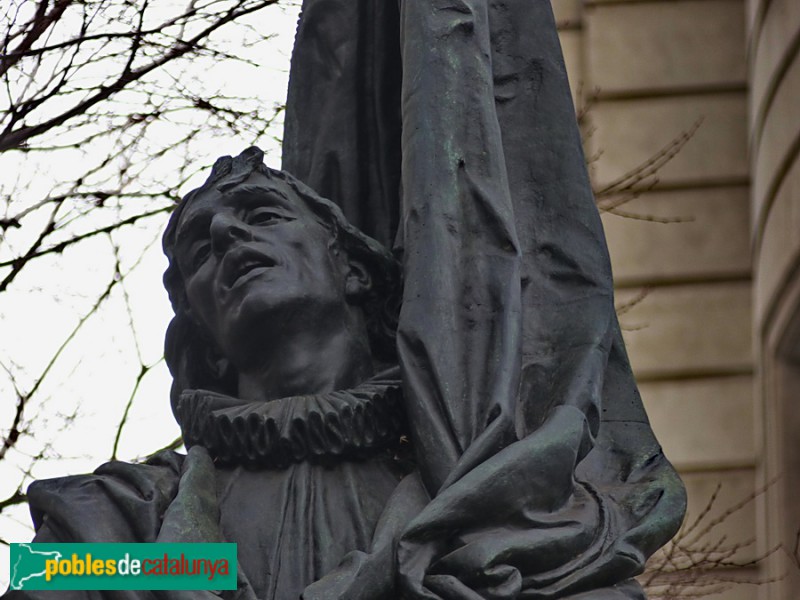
27 450 184 543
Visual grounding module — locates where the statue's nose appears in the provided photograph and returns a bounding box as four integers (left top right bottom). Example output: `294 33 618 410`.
210 212 250 254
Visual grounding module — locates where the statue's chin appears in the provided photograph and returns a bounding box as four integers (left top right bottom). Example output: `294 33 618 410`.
217 288 349 367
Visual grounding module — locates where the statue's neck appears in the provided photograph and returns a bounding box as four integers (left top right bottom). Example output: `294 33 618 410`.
236 326 373 402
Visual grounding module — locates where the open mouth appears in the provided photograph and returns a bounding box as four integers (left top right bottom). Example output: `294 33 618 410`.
222 251 277 289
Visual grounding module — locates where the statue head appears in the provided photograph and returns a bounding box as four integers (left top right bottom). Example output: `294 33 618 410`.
162 147 400 411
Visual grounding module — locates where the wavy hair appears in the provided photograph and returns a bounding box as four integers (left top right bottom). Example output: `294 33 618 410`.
162 147 401 413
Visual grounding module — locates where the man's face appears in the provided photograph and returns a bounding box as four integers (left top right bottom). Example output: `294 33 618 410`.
173 172 351 368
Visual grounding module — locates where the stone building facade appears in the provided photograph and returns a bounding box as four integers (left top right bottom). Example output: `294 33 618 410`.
554 0 799 598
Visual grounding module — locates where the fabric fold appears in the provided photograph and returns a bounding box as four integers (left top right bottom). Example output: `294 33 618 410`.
284 0 686 598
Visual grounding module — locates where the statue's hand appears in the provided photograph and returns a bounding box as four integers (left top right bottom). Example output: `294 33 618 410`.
157 445 221 543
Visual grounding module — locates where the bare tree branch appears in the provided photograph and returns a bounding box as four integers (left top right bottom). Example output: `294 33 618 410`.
0 0 279 153
0 271 118 458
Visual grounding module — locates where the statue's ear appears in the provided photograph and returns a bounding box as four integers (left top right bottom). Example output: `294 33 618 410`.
345 259 372 302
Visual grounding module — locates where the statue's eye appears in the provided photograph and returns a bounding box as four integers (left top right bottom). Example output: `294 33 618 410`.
248 208 291 226
192 243 211 269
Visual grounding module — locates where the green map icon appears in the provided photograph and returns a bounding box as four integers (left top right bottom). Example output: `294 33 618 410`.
10 544 62 590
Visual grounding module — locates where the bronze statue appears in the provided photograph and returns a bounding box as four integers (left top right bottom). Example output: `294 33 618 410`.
7 1 686 599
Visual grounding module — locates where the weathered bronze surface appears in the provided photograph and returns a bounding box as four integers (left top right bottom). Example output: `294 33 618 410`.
8 2 686 599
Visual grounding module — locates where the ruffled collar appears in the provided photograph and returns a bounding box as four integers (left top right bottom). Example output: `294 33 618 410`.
175 370 406 469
